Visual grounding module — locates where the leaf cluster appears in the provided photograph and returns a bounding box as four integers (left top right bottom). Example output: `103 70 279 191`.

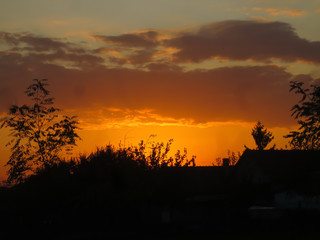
0 79 81 183
251 121 274 150
285 81 320 150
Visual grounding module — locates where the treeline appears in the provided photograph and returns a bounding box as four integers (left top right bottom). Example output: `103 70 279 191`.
7 139 197 202
0 141 200 234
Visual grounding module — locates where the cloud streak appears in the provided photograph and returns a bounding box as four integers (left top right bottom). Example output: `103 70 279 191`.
265 8 304 17
252 7 305 17
93 31 160 48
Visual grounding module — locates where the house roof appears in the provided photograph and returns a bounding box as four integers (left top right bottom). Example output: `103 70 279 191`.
236 149 320 170
236 149 320 193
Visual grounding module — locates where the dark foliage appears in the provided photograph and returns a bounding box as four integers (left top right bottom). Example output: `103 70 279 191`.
0 79 81 183
0 141 197 235
12 139 197 205
285 81 320 150
214 150 241 166
251 121 274 150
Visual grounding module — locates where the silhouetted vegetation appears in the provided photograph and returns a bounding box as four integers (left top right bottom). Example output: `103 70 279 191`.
0 79 80 184
214 150 241 166
285 80 320 150
0 139 200 237
2 79 320 239
251 121 274 150
2 145 320 238
25 137 196 191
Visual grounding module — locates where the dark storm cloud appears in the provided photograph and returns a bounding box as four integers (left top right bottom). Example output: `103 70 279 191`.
165 20 320 64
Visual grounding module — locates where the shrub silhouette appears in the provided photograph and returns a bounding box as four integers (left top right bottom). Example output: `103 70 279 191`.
16 139 196 205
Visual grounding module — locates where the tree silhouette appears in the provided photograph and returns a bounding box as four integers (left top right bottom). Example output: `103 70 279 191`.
285 81 320 150
0 79 80 183
251 121 274 150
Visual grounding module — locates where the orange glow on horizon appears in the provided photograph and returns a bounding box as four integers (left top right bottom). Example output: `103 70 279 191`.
0 109 297 183
73 120 292 166
0 101 295 171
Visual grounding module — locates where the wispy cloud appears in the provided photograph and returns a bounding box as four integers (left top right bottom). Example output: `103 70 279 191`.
75 107 208 130
93 31 160 48
70 106 259 131
264 8 305 17
0 32 105 69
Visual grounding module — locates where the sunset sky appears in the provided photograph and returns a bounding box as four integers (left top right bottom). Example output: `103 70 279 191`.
1 0 320 180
